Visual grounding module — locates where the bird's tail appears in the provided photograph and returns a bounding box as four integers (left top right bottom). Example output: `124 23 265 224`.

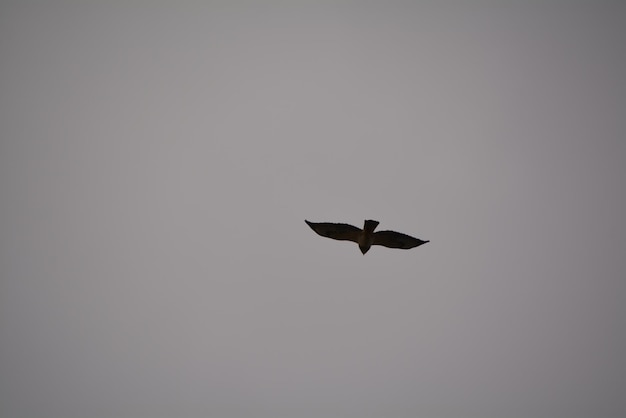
364 219 379 232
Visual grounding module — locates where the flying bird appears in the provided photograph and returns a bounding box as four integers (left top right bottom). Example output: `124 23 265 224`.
305 219 429 254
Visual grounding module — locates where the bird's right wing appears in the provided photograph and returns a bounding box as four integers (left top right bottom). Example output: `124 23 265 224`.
373 230 429 249
305 220 361 242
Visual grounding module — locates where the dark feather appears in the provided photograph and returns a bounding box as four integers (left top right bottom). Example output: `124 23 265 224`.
373 230 429 249
305 220 361 242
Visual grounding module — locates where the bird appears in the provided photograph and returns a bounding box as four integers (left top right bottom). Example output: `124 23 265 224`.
305 219 429 254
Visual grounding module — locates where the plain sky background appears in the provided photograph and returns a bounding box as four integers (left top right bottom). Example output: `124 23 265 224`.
1 2 624 418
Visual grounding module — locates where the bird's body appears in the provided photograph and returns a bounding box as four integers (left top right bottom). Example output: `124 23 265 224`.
357 219 379 254
305 219 429 254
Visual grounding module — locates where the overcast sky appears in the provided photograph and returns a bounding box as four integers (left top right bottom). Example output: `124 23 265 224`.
1 2 624 418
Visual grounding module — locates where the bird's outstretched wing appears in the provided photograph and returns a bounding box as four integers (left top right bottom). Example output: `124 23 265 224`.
305 220 361 242
373 230 429 249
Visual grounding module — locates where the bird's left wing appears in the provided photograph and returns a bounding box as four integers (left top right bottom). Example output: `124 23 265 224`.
373 230 429 249
305 220 361 242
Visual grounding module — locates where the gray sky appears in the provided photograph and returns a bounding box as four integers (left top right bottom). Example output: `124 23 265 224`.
1 2 624 418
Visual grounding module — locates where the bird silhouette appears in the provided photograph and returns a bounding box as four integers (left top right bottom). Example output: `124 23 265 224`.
305 219 429 254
